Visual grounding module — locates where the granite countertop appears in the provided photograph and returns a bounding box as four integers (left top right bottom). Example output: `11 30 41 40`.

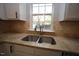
0 33 79 54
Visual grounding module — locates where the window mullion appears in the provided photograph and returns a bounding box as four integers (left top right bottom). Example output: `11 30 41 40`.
43 4 46 29
32 14 52 16
38 4 40 25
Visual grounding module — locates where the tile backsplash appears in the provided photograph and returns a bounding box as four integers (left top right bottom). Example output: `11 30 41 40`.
54 20 79 38
0 19 79 38
0 20 55 36
0 20 27 33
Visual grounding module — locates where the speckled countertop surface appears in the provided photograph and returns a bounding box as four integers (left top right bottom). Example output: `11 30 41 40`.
0 33 79 54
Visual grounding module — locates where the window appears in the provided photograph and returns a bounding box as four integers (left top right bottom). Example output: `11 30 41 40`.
31 4 53 31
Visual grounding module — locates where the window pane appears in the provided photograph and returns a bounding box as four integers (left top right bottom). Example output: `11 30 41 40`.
39 4 45 7
33 16 38 22
46 6 52 13
33 4 38 7
44 15 51 29
39 15 44 25
45 4 52 6
32 16 38 28
33 7 38 14
45 15 51 25
32 4 52 30
39 6 45 14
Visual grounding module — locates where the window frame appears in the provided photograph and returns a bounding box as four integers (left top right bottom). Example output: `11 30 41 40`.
30 3 54 32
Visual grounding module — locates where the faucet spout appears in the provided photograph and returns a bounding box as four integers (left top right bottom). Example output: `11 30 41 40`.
34 24 43 43
34 25 37 31
34 24 43 34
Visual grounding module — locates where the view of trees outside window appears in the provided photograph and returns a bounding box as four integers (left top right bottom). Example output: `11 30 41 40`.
32 4 52 30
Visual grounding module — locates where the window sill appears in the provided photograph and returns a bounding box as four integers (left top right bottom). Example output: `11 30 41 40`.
28 29 54 32
27 29 55 36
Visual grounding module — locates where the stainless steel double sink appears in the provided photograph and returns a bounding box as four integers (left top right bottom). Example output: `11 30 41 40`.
21 35 56 45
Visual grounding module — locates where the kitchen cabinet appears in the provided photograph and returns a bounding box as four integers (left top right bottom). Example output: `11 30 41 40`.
0 43 5 56
1 42 79 56
0 4 6 19
4 3 19 19
34 48 62 56
2 43 14 56
0 43 3 53
13 44 62 56
0 43 62 56
1 43 62 56
54 3 79 21
62 52 79 56
4 3 26 20
14 44 35 56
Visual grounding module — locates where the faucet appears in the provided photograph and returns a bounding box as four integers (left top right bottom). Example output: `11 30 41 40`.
34 24 43 43
34 24 43 34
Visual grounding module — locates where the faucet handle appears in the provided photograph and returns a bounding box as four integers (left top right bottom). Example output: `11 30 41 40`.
34 25 37 31
40 25 44 32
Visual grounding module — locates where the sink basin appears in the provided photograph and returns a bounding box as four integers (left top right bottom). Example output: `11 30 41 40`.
22 35 56 45
22 35 39 42
38 36 56 44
